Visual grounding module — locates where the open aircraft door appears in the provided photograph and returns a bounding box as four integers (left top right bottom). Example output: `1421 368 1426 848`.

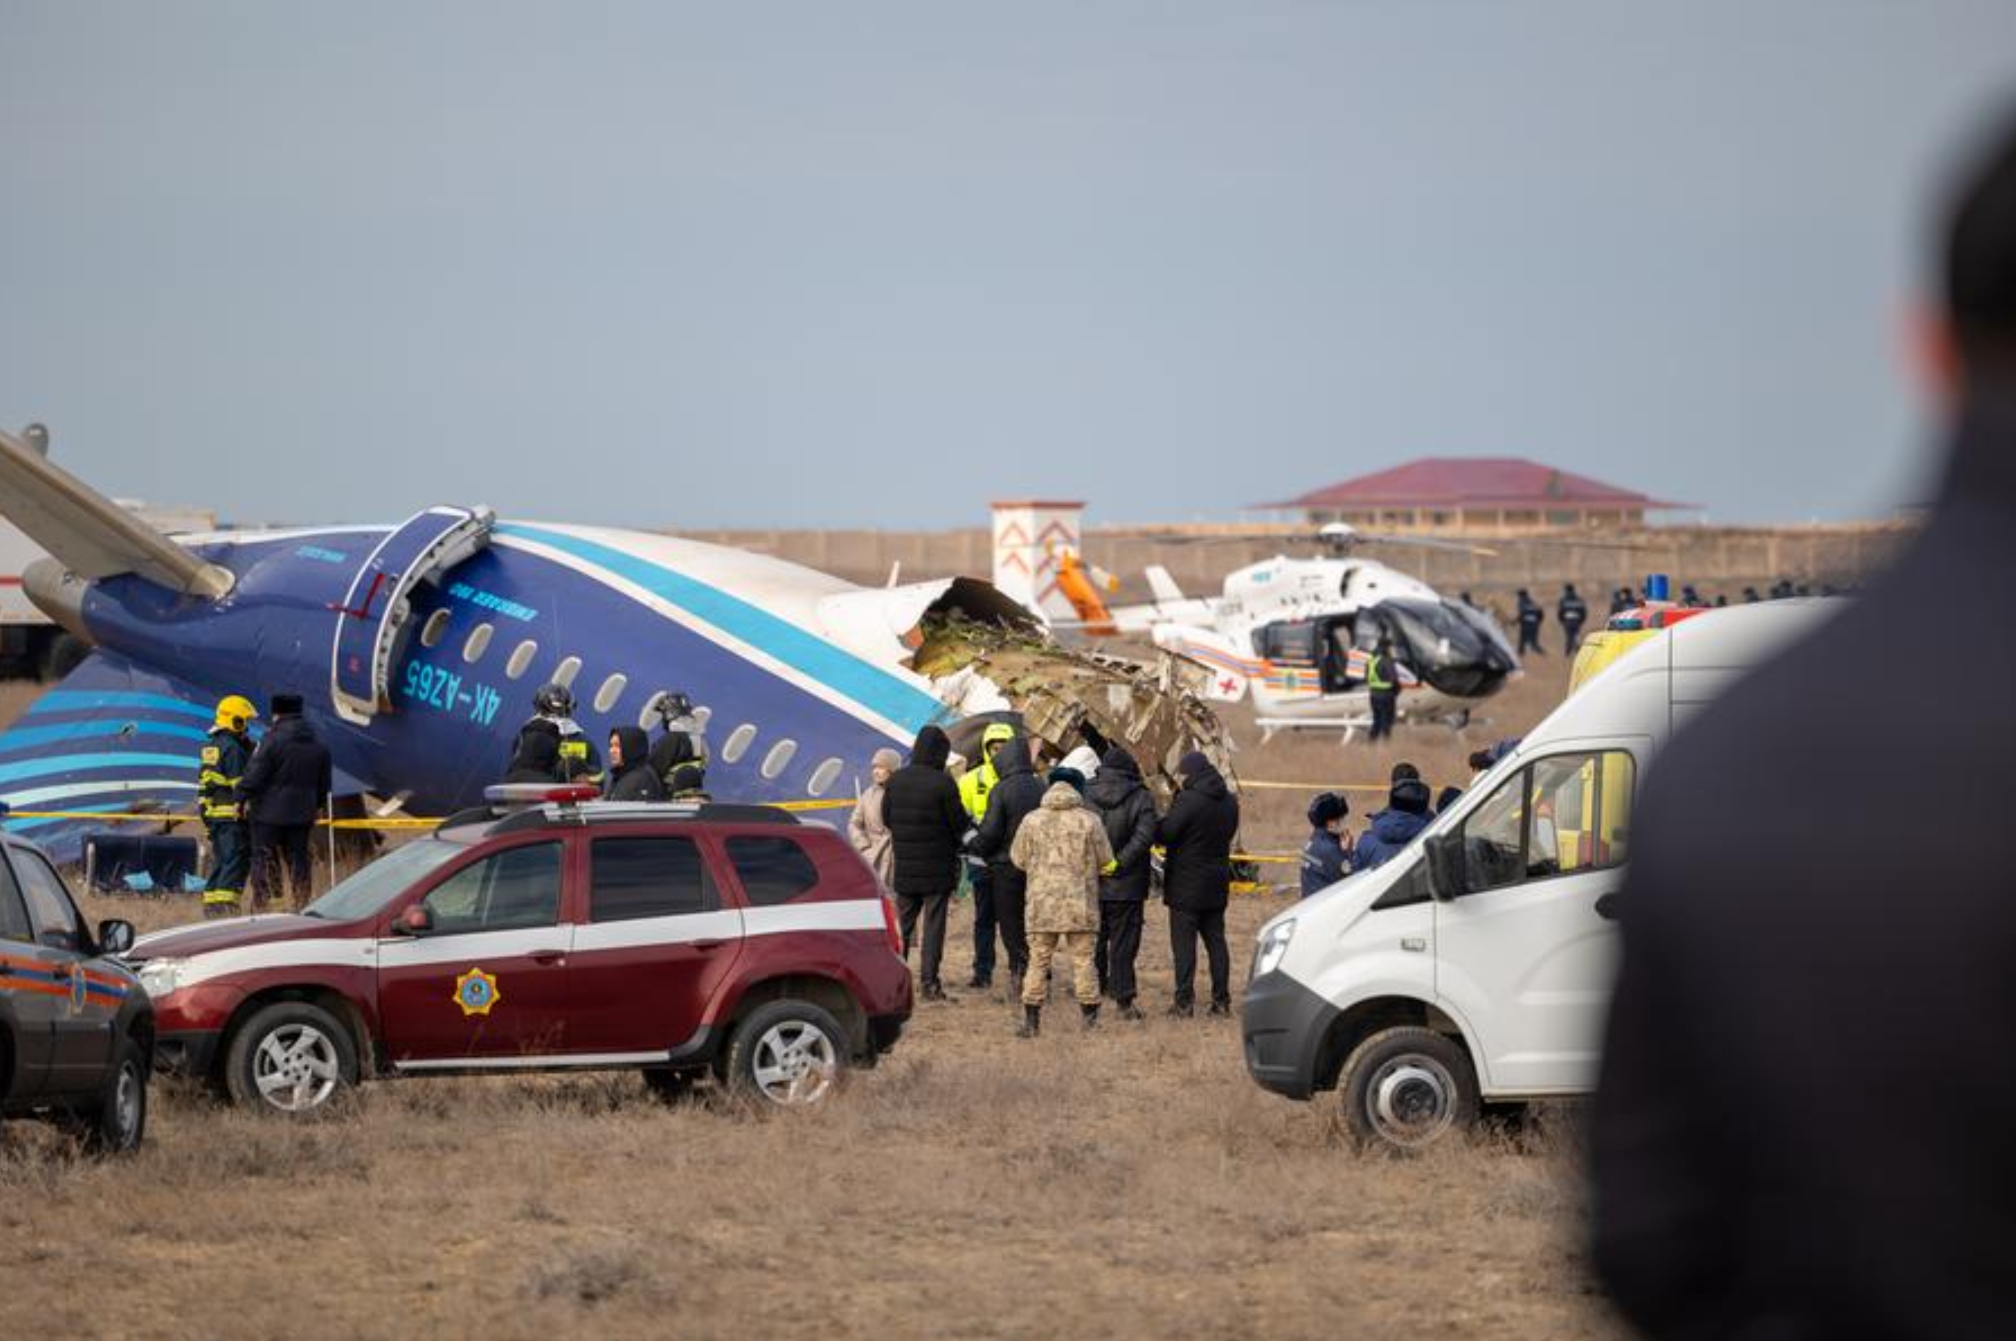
329 505 496 725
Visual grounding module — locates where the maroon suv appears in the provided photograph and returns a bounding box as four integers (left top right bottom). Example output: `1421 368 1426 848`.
128 798 912 1114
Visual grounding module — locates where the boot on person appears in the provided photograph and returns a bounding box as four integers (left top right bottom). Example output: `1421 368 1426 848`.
1081 1003 1100 1031
1016 1004 1040 1039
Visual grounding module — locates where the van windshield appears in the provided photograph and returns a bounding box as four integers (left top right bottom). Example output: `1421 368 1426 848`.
302 840 465 923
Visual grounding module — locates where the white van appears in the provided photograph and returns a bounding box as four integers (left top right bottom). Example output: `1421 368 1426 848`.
1240 600 1836 1151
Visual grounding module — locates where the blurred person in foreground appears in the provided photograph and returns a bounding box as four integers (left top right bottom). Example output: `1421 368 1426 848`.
1157 751 1239 1017
1592 109 2016 1340
1088 745 1159 1018
1010 772 1112 1036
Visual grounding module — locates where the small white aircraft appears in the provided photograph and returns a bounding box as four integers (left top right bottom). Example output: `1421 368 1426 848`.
1054 524 1522 738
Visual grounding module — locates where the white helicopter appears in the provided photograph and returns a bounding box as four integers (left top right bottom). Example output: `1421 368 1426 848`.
1050 523 1521 739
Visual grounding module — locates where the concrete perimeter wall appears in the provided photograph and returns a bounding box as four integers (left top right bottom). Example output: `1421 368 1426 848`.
678 522 1913 607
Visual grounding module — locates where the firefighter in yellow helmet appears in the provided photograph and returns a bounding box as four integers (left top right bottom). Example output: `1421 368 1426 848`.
198 695 257 917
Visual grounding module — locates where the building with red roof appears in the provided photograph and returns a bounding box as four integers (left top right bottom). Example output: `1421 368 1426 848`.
1263 456 1694 533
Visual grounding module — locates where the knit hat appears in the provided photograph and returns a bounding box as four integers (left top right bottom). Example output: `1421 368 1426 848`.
1047 766 1087 795
1390 761 1422 784
1389 777 1432 816
270 693 304 717
1306 792 1349 827
1177 751 1211 779
1061 745 1102 781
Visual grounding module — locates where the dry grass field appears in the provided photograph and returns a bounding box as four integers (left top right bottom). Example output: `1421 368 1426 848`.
0 659 1626 1340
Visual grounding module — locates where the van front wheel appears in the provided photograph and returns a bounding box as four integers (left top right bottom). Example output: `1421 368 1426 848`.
1338 1026 1479 1152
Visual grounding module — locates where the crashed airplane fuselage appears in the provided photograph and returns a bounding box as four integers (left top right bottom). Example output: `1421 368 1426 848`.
0 432 1230 858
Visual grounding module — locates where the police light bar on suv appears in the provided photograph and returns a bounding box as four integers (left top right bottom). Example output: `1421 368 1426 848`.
481 783 601 808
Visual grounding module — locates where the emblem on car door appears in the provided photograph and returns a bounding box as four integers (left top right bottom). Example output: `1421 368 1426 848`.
453 967 502 1017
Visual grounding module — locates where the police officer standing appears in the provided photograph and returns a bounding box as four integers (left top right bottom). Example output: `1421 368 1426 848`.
1515 588 1545 655
197 694 257 918
1557 583 1589 654
513 683 602 785
1365 638 1399 742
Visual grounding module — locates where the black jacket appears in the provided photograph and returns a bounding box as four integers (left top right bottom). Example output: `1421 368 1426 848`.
1154 760 1238 911
1591 398 2016 1341
1087 747 1158 901
970 738 1044 871
604 727 666 802
504 722 562 785
239 715 334 827
882 725 968 897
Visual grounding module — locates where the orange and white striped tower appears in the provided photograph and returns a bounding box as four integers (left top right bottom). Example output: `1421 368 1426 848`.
990 499 1085 622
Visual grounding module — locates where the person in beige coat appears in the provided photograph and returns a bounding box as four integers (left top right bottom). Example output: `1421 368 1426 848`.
847 748 902 886
1009 778 1113 1036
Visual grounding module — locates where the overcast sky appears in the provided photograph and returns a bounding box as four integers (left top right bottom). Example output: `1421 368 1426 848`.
4 3 2015 531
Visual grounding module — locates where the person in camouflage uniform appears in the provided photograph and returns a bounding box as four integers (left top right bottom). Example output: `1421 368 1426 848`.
1009 779 1112 1036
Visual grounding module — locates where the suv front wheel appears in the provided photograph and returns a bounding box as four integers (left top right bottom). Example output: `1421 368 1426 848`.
726 1000 847 1108
225 1001 359 1116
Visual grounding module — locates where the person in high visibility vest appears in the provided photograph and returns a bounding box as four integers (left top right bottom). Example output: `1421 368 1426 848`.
1366 638 1399 741
957 722 1017 988
198 695 257 918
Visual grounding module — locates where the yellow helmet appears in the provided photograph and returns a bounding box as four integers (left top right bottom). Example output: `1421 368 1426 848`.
214 695 259 731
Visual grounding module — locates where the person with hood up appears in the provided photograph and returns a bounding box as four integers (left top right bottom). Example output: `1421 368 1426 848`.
604 726 667 802
240 692 333 910
847 747 902 886
957 722 1017 989
1156 751 1239 1017
1300 792 1352 898
882 725 968 1000
503 720 564 784
1087 746 1158 1019
1009 778 1113 1036
1353 775 1433 871
969 735 1045 992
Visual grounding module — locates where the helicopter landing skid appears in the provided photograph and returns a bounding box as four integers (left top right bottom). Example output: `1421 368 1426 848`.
1256 716 1372 746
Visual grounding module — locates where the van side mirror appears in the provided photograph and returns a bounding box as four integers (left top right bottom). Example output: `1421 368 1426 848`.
97 919 136 956
394 905 434 936
1424 832 1463 902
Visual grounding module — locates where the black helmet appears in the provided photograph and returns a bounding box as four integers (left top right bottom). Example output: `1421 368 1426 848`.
533 683 575 717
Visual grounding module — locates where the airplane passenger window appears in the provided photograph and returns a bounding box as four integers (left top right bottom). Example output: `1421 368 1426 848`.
761 739 798 780
552 655 582 689
593 673 627 714
806 757 844 796
720 724 758 764
636 689 670 729
462 622 494 663
505 640 538 680
419 609 452 649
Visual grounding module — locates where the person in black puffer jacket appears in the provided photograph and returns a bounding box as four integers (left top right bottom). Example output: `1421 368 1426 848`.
1087 746 1159 1018
604 726 667 802
240 693 334 911
881 724 968 999
503 720 563 784
969 736 1045 992
1156 751 1239 1016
